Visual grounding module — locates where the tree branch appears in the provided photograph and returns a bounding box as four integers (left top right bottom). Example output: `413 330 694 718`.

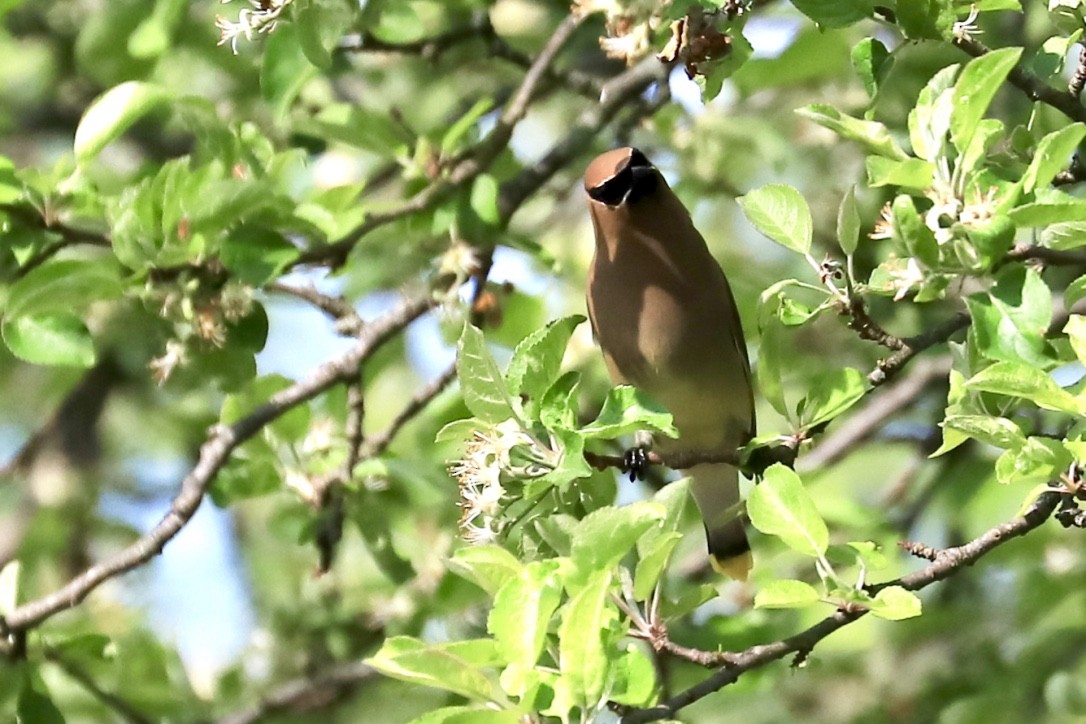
0 294 436 640
298 13 586 269
868 312 970 386
622 492 1064 722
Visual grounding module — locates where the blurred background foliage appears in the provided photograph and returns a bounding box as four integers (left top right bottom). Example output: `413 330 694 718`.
0 0 1085 722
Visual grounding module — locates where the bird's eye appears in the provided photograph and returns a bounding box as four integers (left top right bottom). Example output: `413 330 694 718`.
627 148 651 168
587 169 633 206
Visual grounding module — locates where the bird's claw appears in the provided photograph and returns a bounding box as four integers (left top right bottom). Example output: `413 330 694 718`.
623 446 649 482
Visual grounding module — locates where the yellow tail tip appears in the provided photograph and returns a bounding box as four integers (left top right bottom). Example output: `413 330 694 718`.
710 551 753 581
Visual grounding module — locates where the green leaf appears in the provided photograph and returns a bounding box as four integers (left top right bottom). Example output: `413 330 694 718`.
442 98 495 155
262 24 318 120
2 312 96 367
996 436 1071 485
747 464 828 557
221 374 311 442
579 386 677 440
851 37 892 101
966 361 1083 415
1067 275 1086 308
738 184 813 254
448 545 524 597
942 414 1026 450
0 156 22 204
633 532 682 601
865 586 922 621
294 0 354 70
488 561 562 673
756 317 790 420
1023 123 1086 193
754 579 821 609
4 258 123 318
797 104 910 160
0 560 20 616
950 47 1022 153
908 64 958 162
539 371 580 432
966 266 1053 368
411 707 520 724
506 315 584 409
865 156 936 190
16 681 64 724
569 502 665 586
798 367 867 428
789 0 872 28
608 644 656 707
837 186 860 256
1009 197 1086 226
1041 222 1086 251
220 226 298 285
74 81 171 163
891 194 939 266
469 174 500 227
558 570 616 709
1065 315 1086 365
457 324 519 424
364 637 502 701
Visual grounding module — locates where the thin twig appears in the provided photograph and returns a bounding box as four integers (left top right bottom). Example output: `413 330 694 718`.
0 295 435 638
361 363 457 458
868 312 970 387
622 492 1063 722
1008 243 1086 267
299 14 585 269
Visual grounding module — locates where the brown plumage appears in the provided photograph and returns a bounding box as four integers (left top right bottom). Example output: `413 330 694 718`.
584 147 755 579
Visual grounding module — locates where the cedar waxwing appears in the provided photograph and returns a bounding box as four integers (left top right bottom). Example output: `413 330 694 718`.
584 147 755 580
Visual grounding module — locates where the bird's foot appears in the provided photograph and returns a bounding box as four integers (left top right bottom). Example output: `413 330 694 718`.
623 446 649 482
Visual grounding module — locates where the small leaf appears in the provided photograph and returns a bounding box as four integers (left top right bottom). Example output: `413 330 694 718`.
950 47 1023 153
579 386 677 440
738 184 813 254
457 324 519 424
754 579 821 609
865 157 936 190
364 637 503 701
488 561 562 672
17 681 65 724
797 104 910 160
1064 314 1086 365
1010 198 1086 226
74 81 171 163
4 258 123 318
866 586 922 620
996 436 1071 485
747 464 828 557
262 24 318 120
966 266 1053 368
790 0 873 28
220 226 298 285
558 570 616 709
506 315 585 409
569 503 665 587
2 313 96 367
447 545 524 596
942 414 1026 450
837 186 860 255
851 37 892 100
966 361 1082 415
1023 123 1086 193
798 367 867 428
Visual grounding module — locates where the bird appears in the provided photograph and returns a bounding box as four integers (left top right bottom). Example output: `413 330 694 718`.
583 146 755 580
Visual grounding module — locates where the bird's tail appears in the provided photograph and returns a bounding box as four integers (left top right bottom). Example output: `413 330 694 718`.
688 462 752 581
